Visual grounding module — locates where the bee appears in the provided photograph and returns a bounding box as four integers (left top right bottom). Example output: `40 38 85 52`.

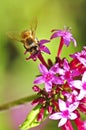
7 21 40 56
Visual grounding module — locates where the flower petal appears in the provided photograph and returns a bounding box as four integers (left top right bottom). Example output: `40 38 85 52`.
63 38 70 46
77 90 86 100
50 32 60 39
34 76 44 84
82 72 86 83
39 39 50 45
40 45 51 54
79 57 86 67
53 76 63 85
70 80 82 89
69 112 77 120
49 112 62 120
63 59 70 71
50 63 59 74
71 37 77 47
72 69 81 77
69 102 79 112
50 63 64 75
58 118 67 127
45 82 52 92
59 99 67 111
39 64 48 74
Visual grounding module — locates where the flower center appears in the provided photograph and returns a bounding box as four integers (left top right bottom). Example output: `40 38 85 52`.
44 73 53 81
63 31 67 36
62 110 69 118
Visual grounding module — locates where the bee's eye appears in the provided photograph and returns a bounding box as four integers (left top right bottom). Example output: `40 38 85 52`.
26 38 34 45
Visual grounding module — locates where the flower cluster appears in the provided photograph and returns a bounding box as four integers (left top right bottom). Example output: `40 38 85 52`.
20 27 86 130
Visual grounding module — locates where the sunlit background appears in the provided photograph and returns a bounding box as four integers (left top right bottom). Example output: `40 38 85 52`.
0 0 86 130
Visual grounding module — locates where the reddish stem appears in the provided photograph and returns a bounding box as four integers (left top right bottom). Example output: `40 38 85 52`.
38 53 48 68
57 37 64 58
61 120 74 130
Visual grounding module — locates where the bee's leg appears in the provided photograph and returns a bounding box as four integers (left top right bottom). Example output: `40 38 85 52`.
24 50 28 55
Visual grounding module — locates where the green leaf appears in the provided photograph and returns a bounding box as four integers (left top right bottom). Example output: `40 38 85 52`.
19 104 49 130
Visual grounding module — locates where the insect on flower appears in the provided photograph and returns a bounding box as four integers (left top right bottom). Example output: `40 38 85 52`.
7 21 50 61
7 20 40 56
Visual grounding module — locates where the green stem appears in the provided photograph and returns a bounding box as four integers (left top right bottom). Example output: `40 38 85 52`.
0 94 38 111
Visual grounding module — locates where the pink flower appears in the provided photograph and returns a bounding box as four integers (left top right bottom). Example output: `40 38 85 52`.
70 46 86 67
50 28 77 47
63 90 79 105
34 64 63 92
57 59 80 83
62 59 73 82
71 72 86 100
49 99 78 127
50 27 77 57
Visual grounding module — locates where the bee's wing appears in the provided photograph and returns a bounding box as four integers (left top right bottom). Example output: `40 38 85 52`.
30 18 38 35
6 31 22 42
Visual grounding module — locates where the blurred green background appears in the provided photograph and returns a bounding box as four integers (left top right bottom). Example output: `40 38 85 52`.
0 0 86 130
